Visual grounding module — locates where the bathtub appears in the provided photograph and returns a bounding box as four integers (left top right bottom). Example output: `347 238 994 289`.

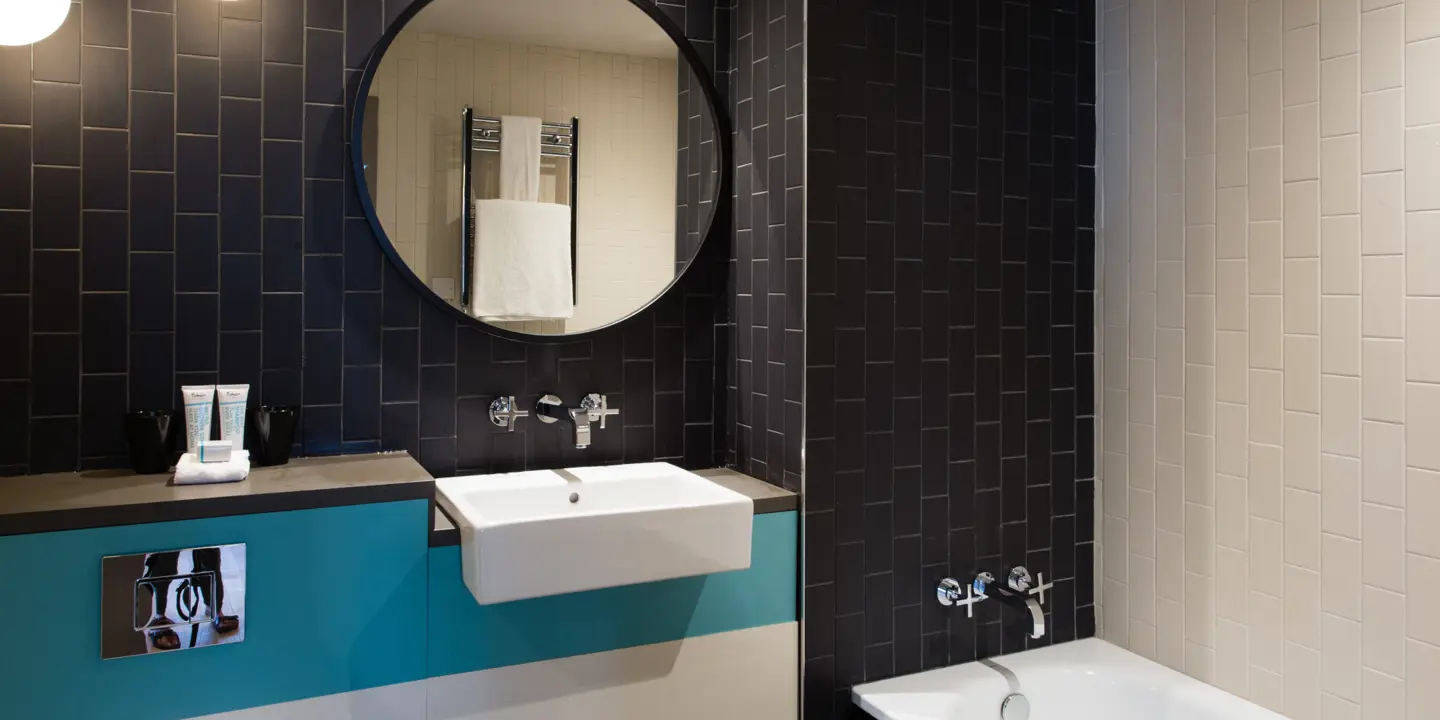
852 638 1285 720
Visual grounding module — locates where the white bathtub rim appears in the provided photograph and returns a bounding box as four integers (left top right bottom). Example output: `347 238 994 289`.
852 638 1288 720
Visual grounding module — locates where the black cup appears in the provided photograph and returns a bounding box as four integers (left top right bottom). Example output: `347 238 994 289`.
125 410 180 474
247 405 299 467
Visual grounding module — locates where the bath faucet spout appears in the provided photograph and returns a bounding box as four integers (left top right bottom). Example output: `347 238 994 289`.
989 588 1046 639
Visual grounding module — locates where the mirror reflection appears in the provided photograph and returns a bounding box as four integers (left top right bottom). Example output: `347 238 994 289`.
360 0 720 335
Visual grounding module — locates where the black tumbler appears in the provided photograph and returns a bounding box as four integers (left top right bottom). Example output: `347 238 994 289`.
247 405 299 467
125 410 180 474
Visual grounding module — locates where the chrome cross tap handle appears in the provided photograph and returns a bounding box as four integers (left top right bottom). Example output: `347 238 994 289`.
488 396 530 431
936 577 986 618
1028 572 1053 605
578 393 619 429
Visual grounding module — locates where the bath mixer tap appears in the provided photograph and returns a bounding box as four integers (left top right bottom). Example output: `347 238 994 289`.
535 393 618 449
936 566 1052 639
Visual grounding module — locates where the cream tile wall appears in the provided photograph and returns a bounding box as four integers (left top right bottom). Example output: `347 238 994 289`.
372 29 678 334
1097 0 1440 716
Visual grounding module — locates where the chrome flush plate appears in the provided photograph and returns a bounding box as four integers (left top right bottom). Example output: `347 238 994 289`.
101 543 246 659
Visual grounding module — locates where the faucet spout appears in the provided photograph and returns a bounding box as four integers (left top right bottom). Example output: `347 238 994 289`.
992 587 1046 639
568 407 592 448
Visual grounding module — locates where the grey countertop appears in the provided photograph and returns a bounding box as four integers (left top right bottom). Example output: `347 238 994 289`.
0 453 434 536
428 466 797 546
0 453 797 543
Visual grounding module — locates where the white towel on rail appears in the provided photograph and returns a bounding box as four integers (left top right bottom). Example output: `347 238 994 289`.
499 115 542 202
470 199 574 321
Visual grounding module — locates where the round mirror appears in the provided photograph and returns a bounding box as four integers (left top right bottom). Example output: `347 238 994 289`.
354 0 727 337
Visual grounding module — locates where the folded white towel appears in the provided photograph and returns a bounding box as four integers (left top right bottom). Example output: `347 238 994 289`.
471 199 575 321
499 115 542 202
173 450 250 485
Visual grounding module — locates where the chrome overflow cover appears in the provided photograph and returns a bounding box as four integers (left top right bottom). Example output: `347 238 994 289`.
1000 693 1030 720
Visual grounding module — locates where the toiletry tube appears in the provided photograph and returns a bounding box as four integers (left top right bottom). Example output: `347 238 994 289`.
181 385 216 453
217 384 250 447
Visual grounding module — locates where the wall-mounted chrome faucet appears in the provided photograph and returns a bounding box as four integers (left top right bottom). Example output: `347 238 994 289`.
937 566 1052 639
535 393 618 449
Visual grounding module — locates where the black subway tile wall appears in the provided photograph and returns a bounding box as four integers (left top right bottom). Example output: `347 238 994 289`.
727 0 803 492
0 0 734 477
803 1 1097 717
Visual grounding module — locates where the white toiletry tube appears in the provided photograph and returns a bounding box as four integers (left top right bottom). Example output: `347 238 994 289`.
181 385 216 453
216 384 250 447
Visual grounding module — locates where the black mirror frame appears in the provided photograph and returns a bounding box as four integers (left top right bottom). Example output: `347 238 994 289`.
349 0 733 342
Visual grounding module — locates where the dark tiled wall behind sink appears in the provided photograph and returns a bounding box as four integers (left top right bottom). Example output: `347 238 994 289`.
0 0 736 477
802 1 1099 716
726 0 804 492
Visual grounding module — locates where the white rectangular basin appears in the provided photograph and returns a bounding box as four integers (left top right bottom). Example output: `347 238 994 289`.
436 462 753 605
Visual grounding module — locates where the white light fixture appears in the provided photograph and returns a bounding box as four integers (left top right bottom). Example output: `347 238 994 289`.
0 0 70 47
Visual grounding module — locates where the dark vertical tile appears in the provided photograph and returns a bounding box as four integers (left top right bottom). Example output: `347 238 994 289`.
263 0 304 64
131 9 176 92
81 46 128 129
263 63 303 140
0 49 29 124
382 329 419 403
0 297 26 380
33 250 80 332
220 18 262 99
175 214 219 292
33 7 81 83
345 0 382 70
262 216 302 291
0 212 28 293
176 134 219 213
420 365 456 438
305 179 343 252
34 166 81 249
303 104 344 179
220 0 261 20
82 129 128 210
305 254 343 329
307 0 344 30
380 401 418 455
342 365 380 440
220 253 262 331
303 330 343 405
32 82 81 167
220 175 261 252
132 252 175 331
82 0 128 48
82 292 128 374
130 91 175 172
130 332 175 411
177 0 220 56
0 127 29 211
176 56 220 134
261 293 302 369
221 98 262 176
175 293 219 372
344 218 382 290
80 374 128 457
343 292 381 366
305 28 343 104
30 417 79 473
82 211 128 291
262 140 303 215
